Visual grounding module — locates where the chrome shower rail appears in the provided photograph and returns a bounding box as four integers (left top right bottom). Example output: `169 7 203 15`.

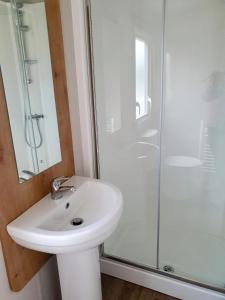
10 0 40 172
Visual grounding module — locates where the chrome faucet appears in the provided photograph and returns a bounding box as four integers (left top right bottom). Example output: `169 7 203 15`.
51 176 75 200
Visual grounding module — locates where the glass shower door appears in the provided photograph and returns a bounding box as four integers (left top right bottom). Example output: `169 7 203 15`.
90 0 164 268
90 0 225 291
159 0 225 289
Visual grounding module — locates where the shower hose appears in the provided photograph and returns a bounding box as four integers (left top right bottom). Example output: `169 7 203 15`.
24 114 44 149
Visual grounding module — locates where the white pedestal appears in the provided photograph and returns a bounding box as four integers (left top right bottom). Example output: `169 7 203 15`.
57 248 102 300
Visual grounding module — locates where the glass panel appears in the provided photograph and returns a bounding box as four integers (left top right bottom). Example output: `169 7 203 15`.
90 0 164 267
159 0 225 289
0 0 61 182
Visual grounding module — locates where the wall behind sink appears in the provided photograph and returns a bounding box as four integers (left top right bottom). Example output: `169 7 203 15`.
0 241 61 300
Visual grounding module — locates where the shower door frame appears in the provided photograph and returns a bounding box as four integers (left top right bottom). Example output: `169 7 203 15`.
84 0 225 295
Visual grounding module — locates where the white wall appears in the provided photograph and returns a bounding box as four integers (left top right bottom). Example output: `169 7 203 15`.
59 0 96 178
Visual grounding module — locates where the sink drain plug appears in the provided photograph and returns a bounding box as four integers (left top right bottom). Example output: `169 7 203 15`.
71 218 84 226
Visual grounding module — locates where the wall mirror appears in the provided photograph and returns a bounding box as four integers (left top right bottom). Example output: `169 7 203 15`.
0 0 61 183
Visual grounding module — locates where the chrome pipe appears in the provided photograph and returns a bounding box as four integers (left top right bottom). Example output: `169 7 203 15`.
19 25 29 31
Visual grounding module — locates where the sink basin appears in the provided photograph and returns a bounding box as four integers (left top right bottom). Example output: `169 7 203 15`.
7 176 123 254
7 176 123 300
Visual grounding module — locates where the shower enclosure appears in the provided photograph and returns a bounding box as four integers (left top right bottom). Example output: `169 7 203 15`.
88 0 225 292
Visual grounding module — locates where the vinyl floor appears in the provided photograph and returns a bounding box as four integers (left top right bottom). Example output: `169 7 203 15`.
102 274 180 300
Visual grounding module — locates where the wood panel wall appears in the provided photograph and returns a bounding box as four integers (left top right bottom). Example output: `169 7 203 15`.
0 0 75 291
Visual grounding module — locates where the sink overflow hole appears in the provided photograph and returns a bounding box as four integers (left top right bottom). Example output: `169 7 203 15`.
71 218 83 226
66 203 70 209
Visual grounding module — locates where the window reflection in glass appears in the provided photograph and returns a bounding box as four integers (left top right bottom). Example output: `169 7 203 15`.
135 38 150 119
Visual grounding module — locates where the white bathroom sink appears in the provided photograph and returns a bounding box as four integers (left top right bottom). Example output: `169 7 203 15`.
7 176 123 300
7 176 123 254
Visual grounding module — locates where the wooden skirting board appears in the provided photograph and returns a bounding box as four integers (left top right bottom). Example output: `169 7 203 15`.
0 0 75 291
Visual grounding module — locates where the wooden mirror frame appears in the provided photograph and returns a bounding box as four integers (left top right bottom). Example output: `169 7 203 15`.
0 0 75 291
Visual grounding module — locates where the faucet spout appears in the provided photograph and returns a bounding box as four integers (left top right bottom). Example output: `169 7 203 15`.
58 186 76 192
51 176 75 200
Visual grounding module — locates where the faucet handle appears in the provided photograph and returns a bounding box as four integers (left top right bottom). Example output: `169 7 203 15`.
51 176 70 191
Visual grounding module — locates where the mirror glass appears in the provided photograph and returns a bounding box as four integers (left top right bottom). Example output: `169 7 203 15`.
0 0 61 182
